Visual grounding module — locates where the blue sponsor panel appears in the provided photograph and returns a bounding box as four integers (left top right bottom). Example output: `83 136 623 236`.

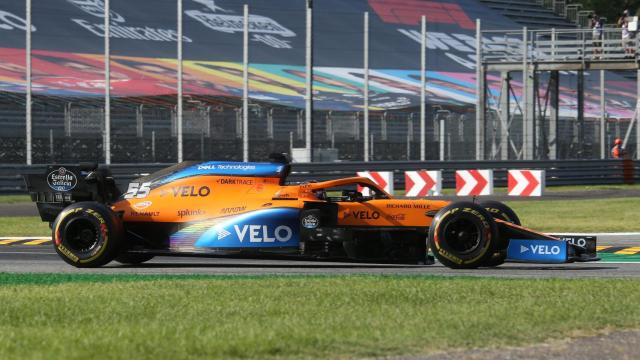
194 208 300 248
158 162 285 184
506 239 568 263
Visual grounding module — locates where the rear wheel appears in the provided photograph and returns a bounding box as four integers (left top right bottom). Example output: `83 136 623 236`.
479 200 521 267
428 202 499 269
52 202 123 268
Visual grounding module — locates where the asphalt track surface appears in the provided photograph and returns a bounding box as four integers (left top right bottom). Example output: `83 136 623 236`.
1 233 639 277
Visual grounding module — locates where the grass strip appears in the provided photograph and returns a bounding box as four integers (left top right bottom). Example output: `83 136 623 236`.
0 195 31 204
0 274 639 359
505 197 640 232
0 216 50 237
0 273 279 286
0 196 638 237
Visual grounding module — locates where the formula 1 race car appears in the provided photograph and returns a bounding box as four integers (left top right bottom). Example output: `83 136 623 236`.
24 155 599 269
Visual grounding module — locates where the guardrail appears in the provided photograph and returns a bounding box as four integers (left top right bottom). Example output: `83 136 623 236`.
291 159 638 188
1 160 637 194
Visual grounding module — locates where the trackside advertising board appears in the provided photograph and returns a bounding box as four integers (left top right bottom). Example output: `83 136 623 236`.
0 0 635 116
0 0 516 69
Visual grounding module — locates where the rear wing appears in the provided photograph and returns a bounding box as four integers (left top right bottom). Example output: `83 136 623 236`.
23 164 121 222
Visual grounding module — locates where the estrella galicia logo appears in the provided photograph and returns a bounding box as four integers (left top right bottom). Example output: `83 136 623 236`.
47 167 78 192
301 214 319 229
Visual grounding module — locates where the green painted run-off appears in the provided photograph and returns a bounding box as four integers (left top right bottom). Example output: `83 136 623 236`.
599 253 640 263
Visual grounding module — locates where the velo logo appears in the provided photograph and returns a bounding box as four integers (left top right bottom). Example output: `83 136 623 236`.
507 239 567 263
520 244 561 255
232 225 293 243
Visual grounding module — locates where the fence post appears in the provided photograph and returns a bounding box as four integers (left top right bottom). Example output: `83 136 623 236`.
26 0 32 165
177 0 183 163
363 11 369 162
522 26 535 160
104 0 111 164
267 108 274 139
637 68 640 160
420 15 426 161
151 130 156 162
201 131 205 160
600 70 605 159
475 19 485 160
499 71 509 160
370 133 374 160
549 71 559 160
289 131 293 153
577 69 585 156
242 4 249 162
305 3 313 161
522 26 528 159
406 131 411 160
439 114 445 161
551 28 556 60
49 129 53 162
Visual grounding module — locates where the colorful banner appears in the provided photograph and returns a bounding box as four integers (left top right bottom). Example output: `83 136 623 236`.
0 0 636 117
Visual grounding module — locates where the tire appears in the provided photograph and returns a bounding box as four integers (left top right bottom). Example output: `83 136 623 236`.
428 202 499 269
51 202 123 268
479 200 521 267
479 200 521 226
115 253 155 265
483 251 508 267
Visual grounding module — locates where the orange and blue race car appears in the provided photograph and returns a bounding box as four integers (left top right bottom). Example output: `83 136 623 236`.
24 154 599 269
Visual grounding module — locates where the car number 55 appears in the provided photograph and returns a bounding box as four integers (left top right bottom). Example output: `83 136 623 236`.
124 182 151 199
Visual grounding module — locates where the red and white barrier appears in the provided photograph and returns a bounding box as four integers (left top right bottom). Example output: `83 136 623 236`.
455 170 493 196
405 170 442 196
508 170 545 196
356 171 394 196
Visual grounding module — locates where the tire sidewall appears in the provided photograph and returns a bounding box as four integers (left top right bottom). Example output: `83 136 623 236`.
479 200 521 226
52 202 122 267
429 202 499 268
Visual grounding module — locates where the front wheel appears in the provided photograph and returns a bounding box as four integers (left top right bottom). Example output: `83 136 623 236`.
428 202 499 269
52 202 123 268
479 200 521 267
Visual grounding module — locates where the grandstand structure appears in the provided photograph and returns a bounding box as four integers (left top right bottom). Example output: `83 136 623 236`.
0 0 637 164
480 0 575 29
478 26 640 161
483 0 610 29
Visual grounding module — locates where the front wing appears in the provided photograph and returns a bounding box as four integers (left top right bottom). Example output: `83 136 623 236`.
498 221 599 263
